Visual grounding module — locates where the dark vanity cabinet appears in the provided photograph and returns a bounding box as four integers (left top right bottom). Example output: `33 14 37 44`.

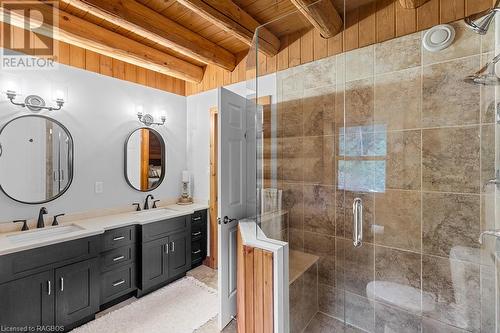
55 259 100 327
0 270 54 328
190 210 207 268
0 236 101 331
99 225 138 306
140 215 191 293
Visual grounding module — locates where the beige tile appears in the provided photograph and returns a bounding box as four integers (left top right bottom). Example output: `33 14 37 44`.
345 291 375 332
303 56 336 90
422 317 468 333
289 227 304 251
375 32 422 74
374 68 422 130
345 45 374 82
280 137 304 182
422 192 481 263
481 17 495 54
374 247 422 312
302 136 335 185
318 284 345 321
303 184 335 235
422 56 480 127
303 86 336 136
280 95 303 137
282 182 303 229
422 255 480 331
481 53 496 124
375 302 422 333
304 231 335 286
345 78 374 128
375 190 421 252
336 239 374 297
423 21 481 65
422 126 480 193
386 130 422 191
481 124 495 193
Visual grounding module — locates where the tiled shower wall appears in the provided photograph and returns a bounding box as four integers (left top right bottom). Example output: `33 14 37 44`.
276 20 498 333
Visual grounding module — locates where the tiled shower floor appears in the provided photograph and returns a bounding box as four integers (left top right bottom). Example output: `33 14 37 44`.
304 313 366 333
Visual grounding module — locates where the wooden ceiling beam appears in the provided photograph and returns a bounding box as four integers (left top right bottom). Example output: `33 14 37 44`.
0 3 203 82
399 0 431 9
290 0 342 38
62 0 237 71
177 0 280 57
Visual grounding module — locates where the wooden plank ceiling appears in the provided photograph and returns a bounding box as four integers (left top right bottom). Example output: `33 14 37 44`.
2 0 493 94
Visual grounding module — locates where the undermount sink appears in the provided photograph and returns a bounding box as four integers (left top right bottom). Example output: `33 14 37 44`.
7 225 84 244
134 208 180 220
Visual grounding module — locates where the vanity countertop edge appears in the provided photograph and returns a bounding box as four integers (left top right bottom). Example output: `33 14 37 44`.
0 203 209 256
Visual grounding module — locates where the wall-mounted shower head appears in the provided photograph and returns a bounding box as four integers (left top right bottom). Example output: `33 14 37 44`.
464 53 500 86
464 0 500 35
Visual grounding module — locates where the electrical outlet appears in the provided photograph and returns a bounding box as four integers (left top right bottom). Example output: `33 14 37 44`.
95 182 104 194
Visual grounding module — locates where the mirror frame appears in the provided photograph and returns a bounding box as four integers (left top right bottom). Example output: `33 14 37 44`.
0 114 74 205
124 127 166 192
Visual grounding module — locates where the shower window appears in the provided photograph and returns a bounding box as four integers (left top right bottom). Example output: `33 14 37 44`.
338 124 387 193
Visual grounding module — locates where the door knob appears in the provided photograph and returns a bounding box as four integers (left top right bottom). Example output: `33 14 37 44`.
219 216 237 225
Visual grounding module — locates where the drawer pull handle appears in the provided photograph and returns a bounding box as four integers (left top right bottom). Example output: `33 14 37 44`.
112 280 125 287
113 255 125 262
164 243 169 254
193 217 201 221
113 236 125 241
192 250 201 254
60 277 64 292
47 280 51 295
171 241 175 252
192 231 202 236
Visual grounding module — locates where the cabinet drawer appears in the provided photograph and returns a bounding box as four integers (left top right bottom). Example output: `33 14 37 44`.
191 222 205 241
101 264 136 304
142 216 188 242
191 239 205 263
101 245 136 272
102 226 136 251
191 210 207 224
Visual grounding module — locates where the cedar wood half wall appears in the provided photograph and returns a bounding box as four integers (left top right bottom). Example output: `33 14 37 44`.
0 0 494 96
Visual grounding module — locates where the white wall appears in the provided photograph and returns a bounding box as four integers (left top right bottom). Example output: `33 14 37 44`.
0 62 187 222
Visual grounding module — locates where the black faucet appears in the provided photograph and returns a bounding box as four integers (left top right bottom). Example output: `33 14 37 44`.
144 195 154 210
37 207 48 228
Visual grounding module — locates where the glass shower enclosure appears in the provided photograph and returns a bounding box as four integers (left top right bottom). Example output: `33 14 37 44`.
250 0 500 332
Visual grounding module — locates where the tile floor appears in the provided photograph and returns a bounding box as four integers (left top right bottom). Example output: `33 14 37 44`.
95 265 236 333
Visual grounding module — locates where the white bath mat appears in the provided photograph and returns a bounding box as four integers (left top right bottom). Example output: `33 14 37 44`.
72 276 218 333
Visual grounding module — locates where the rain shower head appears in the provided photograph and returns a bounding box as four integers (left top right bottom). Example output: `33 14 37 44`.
464 0 500 35
464 53 500 86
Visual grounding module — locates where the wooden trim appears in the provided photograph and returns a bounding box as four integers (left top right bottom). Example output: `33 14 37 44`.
0 3 203 82
399 0 432 8
140 129 150 191
65 0 236 71
237 226 274 333
177 0 280 57
290 0 343 38
207 106 219 269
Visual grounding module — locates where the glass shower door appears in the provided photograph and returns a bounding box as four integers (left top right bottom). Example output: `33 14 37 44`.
338 23 499 333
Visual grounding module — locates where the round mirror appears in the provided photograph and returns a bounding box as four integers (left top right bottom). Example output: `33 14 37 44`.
0 115 74 204
125 128 165 192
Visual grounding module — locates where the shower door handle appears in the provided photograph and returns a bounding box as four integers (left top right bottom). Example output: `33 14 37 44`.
353 198 363 248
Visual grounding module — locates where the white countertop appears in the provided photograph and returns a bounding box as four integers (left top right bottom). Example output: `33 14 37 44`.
0 203 209 256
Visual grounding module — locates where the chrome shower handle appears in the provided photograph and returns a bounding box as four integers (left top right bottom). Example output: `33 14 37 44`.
353 198 363 248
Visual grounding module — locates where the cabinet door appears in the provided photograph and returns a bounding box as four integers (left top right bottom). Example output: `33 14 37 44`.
55 258 99 327
141 236 169 290
0 270 54 328
168 231 189 278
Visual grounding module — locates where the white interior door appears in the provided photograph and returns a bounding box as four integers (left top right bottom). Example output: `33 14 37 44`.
218 87 248 330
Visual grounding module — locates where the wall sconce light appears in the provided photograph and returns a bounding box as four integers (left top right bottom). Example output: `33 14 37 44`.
137 110 166 126
6 90 64 112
